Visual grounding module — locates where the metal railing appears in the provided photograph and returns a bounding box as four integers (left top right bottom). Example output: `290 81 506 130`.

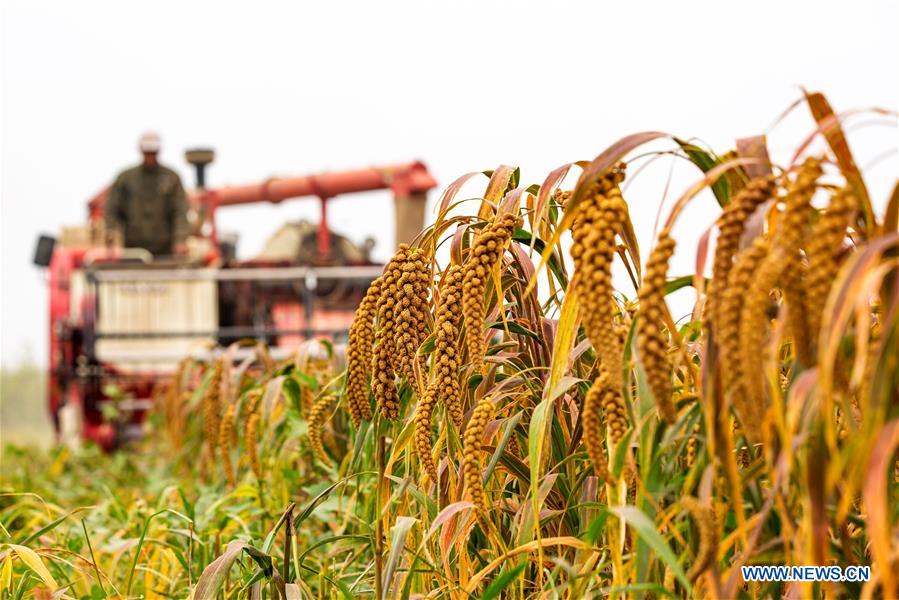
85 264 381 361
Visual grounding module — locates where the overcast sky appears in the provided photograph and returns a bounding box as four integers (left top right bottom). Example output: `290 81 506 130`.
2 0 897 366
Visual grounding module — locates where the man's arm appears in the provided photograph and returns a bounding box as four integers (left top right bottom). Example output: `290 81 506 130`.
170 174 189 254
104 174 125 247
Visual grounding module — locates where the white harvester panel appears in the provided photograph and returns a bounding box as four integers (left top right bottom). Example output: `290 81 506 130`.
95 275 217 371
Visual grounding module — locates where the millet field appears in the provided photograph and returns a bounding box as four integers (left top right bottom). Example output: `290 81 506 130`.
2 92 898 599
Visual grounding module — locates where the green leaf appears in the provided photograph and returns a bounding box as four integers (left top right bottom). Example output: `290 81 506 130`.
383 516 416 599
192 540 273 600
485 320 540 341
664 275 695 295
674 138 730 207
608 506 692 594
481 561 527 600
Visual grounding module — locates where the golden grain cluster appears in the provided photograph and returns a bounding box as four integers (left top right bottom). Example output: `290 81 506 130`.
346 277 381 426
371 247 409 420
705 174 776 333
462 212 522 373
415 263 465 482
462 395 494 519
569 166 632 476
636 227 677 423
202 358 224 462
804 186 856 346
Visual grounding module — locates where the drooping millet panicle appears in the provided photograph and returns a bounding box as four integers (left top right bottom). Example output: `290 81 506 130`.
706 175 776 334
246 411 261 479
582 379 612 484
202 359 224 463
463 396 495 519
681 496 717 583
414 392 440 483
780 162 822 357
307 393 334 467
414 265 466 482
599 375 629 445
433 264 465 427
371 336 400 420
392 248 430 397
570 166 629 389
241 389 262 436
462 212 522 373
719 238 769 442
740 158 821 411
164 359 189 448
345 277 382 426
782 263 815 367
805 187 856 347
219 402 236 487
243 389 263 479
685 422 700 468
636 227 677 424
371 247 408 420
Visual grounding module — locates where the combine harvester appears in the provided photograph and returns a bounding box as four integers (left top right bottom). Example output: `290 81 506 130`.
33 150 437 447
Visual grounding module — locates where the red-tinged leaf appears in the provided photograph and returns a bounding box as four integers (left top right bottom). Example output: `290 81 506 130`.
449 223 471 267
885 181 899 234
803 91 871 218
818 234 899 387
423 501 474 557
499 186 527 216
619 208 642 283
480 165 517 219
735 135 773 179
862 420 899 600
575 132 670 196
525 133 670 298
509 243 539 312
532 163 575 249
437 171 486 217
807 432 829 566
693 225 712 318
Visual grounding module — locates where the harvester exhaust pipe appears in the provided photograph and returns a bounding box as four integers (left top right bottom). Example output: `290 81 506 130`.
185 148 216 189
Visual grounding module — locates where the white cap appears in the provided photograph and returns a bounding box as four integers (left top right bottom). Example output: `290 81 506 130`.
139 132 161 153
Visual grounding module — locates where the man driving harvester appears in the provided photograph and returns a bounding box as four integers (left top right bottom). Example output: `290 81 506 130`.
105 132 189 257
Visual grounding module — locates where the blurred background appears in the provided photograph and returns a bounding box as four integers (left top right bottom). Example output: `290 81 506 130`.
2 0 897 446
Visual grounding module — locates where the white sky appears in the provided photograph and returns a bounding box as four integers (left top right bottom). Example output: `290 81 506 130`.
2 0 897 366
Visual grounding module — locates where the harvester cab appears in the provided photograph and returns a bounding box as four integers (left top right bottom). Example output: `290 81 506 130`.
34 150 437 448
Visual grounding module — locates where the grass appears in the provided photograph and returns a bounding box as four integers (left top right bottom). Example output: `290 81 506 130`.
1 91 897 599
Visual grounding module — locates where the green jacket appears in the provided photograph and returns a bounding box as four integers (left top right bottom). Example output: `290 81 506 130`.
105 164 189 256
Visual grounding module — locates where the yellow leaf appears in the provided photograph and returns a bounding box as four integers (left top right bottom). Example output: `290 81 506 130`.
6 544 58 590
0 556 12 592
465 537 592 593
548 280 580 394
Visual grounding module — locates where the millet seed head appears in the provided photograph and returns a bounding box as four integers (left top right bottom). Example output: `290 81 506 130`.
681 496 717 583
805 186 856 352
307 393 334 467
462 213 522 373
706 174 777 335
636 228 678 424
345 276 382 426
463 396 495 518
720 238 769 444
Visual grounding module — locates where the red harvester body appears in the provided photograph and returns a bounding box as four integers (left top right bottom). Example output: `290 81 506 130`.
38 152 436 448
